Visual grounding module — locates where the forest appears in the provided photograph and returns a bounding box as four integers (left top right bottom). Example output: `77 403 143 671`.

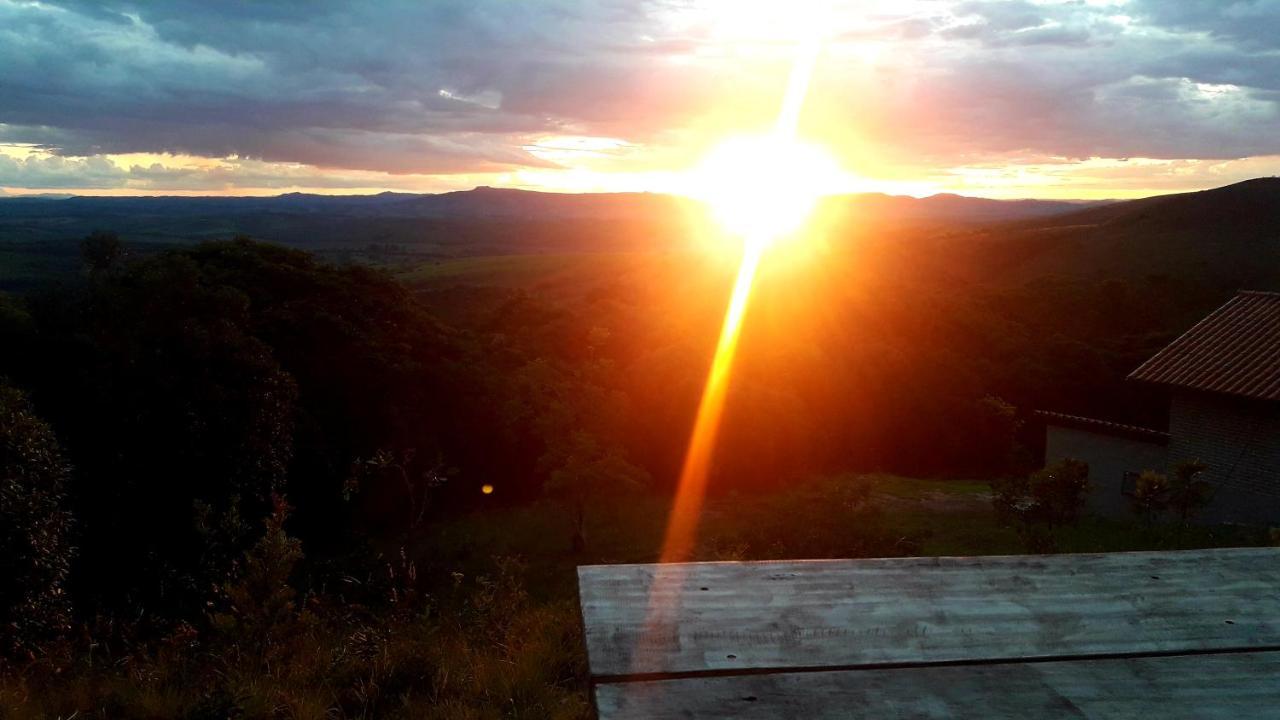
1 179 1278 717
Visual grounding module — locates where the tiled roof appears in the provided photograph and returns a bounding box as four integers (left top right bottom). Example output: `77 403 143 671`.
1035 410 1170 444
1129 291 1280 402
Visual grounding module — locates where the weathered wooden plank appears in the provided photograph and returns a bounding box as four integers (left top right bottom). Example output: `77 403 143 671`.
578 548 1280 678
595 650 1280 719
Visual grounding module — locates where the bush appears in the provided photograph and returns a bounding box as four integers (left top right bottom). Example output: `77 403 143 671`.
0 382 74 658
210 495 305 665
992 458 1090 552
1129 460 1213 527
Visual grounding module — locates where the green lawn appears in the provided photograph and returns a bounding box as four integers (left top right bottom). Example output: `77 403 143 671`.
421 472 1268 603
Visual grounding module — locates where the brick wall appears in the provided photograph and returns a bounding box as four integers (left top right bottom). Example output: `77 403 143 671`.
1167 390 1280 525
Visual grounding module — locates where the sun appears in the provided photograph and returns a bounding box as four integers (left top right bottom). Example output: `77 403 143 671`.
688 133 844 247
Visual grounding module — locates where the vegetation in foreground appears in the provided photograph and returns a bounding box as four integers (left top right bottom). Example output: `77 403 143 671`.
3 469 1267 720
0 232 1274 717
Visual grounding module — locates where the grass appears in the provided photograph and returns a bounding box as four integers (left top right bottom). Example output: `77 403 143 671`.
2 472 1270 718
422 473 1266 600
1 584 591 720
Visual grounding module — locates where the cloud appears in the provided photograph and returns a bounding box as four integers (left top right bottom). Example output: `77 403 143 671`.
0 153 127 189
0 0 668 174
0 0 1278 194
0 150 498 193
1130 0 1280 50
811 0 1280 166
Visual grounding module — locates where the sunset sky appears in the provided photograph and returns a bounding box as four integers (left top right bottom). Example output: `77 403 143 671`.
2 0 1279 199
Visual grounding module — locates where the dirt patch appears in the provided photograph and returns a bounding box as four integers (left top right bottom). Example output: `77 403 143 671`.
874 490 993 514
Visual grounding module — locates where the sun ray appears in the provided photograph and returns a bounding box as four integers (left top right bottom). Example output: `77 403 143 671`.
657 240 764 563
630 23 830 677
775 31 822 140
657 19 827 565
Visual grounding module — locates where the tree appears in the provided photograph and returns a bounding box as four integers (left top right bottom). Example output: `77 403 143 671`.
992 458 1090 552
5 237 509 617
969 395 1022 474
210 494 305 665
545 432 648 552
17 242 299 619
80 230 126 275
0 382 74 657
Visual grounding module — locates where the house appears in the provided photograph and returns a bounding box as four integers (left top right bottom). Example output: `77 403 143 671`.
1042 290 1280 524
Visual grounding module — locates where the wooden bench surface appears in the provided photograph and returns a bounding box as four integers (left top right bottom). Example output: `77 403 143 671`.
595 651 1280 719
577 547 1280 718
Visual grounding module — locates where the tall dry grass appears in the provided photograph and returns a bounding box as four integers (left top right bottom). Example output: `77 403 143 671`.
1 557 590 720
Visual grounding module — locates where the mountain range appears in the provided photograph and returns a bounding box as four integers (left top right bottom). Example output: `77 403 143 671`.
1 177 1278 293
0 185 1092 223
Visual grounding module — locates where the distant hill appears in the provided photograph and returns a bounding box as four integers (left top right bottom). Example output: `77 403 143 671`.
829 192 1100 225
391 187 695 219
0 186 1092 276
0 187 692 221
948 178 1280 289
0 186 1086 224
2 179 1278 293
1022 177 1280 232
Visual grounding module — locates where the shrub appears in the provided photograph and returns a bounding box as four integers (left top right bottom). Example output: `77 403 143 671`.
1129 460 1213 527
210 494 305 665
992 458 1090 552
0 382 74 658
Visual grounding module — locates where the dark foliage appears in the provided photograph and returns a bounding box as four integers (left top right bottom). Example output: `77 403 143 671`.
0 191 1273 713
0 382 73 657
9 242 299 620
0 193 1270 670
992 458 1091 552
79 230 127 275
1130 459 1214 527
0 238 511 622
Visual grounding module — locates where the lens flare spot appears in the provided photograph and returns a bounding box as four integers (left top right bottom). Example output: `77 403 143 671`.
481 483 494 495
